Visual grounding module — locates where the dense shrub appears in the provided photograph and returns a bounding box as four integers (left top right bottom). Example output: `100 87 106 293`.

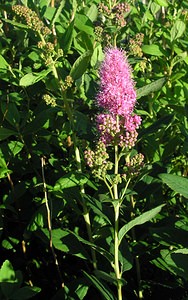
0 1 188 299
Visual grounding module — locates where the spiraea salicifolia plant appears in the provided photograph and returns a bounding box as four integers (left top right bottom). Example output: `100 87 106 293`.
84 48 161 300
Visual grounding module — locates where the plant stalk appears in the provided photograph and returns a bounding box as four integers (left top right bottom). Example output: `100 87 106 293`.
113 116 122 300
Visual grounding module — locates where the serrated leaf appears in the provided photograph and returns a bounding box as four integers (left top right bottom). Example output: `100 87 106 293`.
137 77 166 99
159 173 188 199
119 204 165 244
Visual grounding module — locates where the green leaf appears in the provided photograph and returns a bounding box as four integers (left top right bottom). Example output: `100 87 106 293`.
50 0 65 26
42 228 89 260
161 249 188 280
75 283 89 300
142 44 165 56
86 4 98 22
137 77 166 99
0 55 9 69
91 44 104 67
23 109 54 134
0 266 22 299
8 141 24 156
11 286 41 300
140 114 174 137
83 271 116 300
0 128 17 141
1 102 20 127
154 0 168 6
173 249 188 255
119 204 165 244
171 52 187 68
75 14 94 36
62 20 75 51
54 172 89 190
70 51 92 80
171 20 186 42
93 270 118 285
2 19 29 29
67 230 113 263
19 69 51 86
150 3 161 16
159 173 188 199
0 260 17 283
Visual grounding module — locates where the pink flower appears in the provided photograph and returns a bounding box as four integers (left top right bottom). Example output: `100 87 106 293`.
123 114 142 132
97 48 136 117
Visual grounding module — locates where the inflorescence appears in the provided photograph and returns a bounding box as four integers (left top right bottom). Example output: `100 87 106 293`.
85 48 143 177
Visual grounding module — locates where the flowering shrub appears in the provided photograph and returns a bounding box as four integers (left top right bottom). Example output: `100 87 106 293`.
0 1 188 300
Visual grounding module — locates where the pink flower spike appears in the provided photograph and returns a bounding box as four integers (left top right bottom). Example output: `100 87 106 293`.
97 48 136 117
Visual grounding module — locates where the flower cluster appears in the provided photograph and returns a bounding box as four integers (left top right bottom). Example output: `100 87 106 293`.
97 48 136 117
62 75 73 91
85 47 143 176
12 5 51 36
43 94 56 107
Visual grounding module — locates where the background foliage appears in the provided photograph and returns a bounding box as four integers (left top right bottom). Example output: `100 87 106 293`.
0 0 188 299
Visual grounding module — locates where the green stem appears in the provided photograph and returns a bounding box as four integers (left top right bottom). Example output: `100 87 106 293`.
113 115 122 300
120 178 131 200
114 203 122 300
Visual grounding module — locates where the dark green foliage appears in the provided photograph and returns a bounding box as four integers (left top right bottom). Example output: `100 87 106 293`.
0 1 188 299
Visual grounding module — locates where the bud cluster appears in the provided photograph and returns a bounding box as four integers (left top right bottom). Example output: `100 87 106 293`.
98 3 111 16
12 5 51 36
129 33 144 58
94 26 104 43
37 41 64 66
96 114 120 144
84 141 113 178
62 75 73 91
125 153 144 176
119 130 138 149
96 2 131 46
113 3 131 27
96 113 141 149
43 94 56 107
